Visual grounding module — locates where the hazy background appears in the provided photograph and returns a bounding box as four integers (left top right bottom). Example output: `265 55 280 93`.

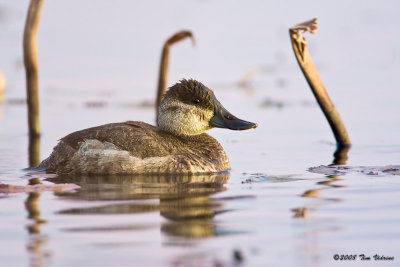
0 1 399 266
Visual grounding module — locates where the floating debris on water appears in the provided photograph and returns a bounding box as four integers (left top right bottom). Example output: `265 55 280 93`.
259 98 285 109
309 165 400 176
241 173 302 183
84 101 107 108
233 249 244 263
0 183 81 194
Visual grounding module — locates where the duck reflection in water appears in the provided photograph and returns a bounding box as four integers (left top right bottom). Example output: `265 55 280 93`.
47 172 231 238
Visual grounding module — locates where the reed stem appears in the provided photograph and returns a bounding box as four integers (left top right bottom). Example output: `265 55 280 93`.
29 135 41 167
289 18 351 146
23 0 44 137
156 30 195 124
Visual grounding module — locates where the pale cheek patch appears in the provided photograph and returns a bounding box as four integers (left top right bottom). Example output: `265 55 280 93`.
158 100 213 136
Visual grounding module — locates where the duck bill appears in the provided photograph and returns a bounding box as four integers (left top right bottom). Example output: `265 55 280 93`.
210 104 257 130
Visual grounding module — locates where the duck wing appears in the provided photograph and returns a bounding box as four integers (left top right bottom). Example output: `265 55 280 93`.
60 121 172 158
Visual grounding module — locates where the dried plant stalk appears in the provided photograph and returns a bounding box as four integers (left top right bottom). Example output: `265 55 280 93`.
29 135 40 167
23 0 44 137
289 18 351 146
156 30 195 124
331 145 350 165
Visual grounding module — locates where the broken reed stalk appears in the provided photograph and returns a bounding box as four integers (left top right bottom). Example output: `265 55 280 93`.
289 18 351 147
331 145 350 166
29 135 41 167
23 0 44 137
156 30 195 124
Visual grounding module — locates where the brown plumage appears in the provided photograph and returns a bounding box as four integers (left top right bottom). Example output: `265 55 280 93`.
38 79 257 175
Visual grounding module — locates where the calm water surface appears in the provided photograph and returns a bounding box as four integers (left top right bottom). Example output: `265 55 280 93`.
0 0 399 266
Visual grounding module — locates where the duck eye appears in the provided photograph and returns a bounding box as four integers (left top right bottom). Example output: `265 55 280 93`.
192 98 200 104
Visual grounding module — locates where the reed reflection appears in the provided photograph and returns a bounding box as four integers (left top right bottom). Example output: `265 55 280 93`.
25 178 49 267
293 145 350 218
46 172 230 238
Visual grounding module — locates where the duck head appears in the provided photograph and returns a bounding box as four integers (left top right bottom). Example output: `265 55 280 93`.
158 79 257 136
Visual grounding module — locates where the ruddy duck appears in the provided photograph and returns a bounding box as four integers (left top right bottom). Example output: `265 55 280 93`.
38 79 257 174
